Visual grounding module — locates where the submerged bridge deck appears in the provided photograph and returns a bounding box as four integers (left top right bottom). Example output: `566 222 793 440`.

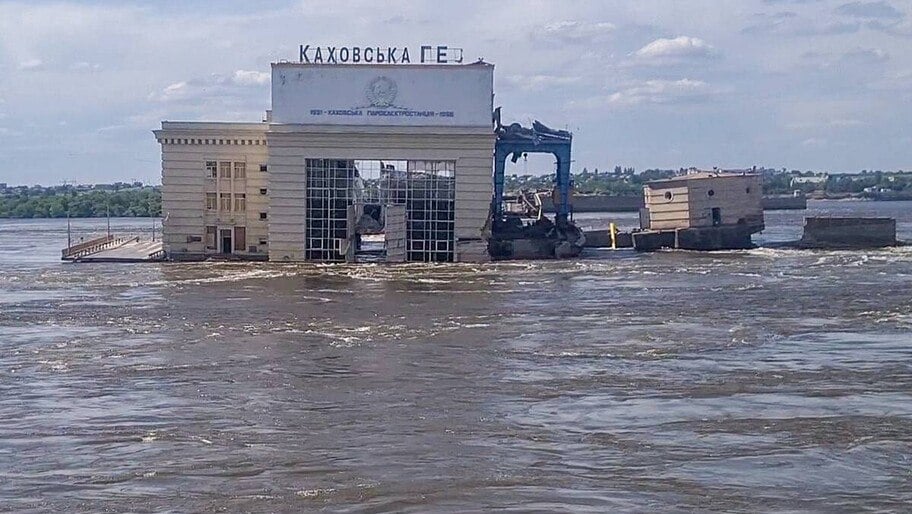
62 235 164 263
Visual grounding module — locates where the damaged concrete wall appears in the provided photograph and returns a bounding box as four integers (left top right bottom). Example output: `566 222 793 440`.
800 217 897 248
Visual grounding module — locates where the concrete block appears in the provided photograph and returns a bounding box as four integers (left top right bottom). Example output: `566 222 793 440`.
799 217 896 248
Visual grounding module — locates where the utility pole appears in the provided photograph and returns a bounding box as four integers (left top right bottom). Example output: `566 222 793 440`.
106 192 111 237
150 194 156 242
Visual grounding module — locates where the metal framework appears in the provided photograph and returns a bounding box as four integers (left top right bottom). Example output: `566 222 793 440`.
491 114 573 226
304 158 455 263
305 159 354 261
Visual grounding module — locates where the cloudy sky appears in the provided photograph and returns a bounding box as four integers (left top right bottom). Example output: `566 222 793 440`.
0 0 910 185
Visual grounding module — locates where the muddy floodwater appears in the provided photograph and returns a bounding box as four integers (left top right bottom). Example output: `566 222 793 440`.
1 200 911 513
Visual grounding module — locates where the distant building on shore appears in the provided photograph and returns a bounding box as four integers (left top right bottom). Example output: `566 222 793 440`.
791 175 828 188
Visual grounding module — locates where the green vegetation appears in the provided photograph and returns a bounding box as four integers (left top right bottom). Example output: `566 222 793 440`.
0 185 161 219
507 167 912 197
507 168 680 195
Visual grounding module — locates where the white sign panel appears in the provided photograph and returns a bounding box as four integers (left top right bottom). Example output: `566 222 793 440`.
270 63 494 127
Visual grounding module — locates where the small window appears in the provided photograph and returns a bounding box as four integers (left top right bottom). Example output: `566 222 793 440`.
259 164 268 172
219 162 231 179
206 226 216 249
220 193 232 211
205 193 217 210
234 193 246 212
259 237 268 245
206 161 217 178
707 189 715 197
234 162 246 179
259 188 267 195
746 187 751 194
664 191 673 201
259 212 268 220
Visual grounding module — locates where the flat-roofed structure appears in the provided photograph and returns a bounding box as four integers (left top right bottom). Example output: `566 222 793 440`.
643 172 764 232
634 172 764 251
154 61 494 263
154 123 269 258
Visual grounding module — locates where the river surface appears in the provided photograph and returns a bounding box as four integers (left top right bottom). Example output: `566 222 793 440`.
1 200 911 513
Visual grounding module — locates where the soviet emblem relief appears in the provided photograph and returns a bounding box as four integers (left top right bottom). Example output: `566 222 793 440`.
363 76 401 109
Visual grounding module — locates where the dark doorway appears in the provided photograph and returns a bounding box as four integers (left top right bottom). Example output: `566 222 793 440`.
220 229 233 254
711 207 722 226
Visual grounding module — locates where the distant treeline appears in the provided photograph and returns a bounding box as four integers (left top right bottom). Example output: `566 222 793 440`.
506 168 912 196
0 187 162 219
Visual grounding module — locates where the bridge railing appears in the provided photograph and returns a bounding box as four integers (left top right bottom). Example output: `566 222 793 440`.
61 234 135 260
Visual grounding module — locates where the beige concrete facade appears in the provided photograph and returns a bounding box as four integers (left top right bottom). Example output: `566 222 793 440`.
154 64 495 263
153 122 269 259
265 125 493 262
644 173 764 231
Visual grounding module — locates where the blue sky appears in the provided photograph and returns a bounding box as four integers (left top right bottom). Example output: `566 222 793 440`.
0 0 910 185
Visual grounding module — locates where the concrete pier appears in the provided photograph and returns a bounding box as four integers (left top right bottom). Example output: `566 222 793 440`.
62 235 164 262
799 217 897 249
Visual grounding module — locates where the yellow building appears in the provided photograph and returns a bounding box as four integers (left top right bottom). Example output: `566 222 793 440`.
154 61 494 263
635 172 764 251
643 172 764 231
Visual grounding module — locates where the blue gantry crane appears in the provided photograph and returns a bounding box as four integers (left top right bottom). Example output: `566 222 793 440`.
488 108 585 259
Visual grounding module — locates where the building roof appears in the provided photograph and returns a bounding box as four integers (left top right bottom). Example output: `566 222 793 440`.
271 61 493 70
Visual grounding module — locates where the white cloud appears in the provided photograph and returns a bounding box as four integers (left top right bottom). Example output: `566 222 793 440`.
743 13 862 36
608 79 712 106
232 70 270 86
801 47 889 70
802 137 828 147
18 58 44 71
70 61 102 72
502 74 583 91
570 78 714 110
868 69 912 90
535 20 616 44
149 70 270 104
788 118 867 130
150 81 189 102
634 36 715 60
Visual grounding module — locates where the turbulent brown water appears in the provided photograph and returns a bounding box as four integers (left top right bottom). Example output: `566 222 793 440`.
1 200 911 513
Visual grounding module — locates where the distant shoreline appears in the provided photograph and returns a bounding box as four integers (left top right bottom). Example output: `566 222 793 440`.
0 215 162 220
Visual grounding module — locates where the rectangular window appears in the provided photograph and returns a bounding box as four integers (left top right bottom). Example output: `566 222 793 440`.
234 162 246 179
234 193 246 212
206 161 217 178
234 226 246 252
259 188 267 195
259 212 268 220
259 164 268 172
206 226 216 249
219 161 231 179
205 193 217 210
220 193 231 211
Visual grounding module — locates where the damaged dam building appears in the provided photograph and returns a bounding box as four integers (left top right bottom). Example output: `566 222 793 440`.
154 59 495 263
